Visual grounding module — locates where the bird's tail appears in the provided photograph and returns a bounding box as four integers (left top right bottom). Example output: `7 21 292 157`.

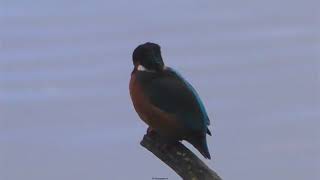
188 134 211 159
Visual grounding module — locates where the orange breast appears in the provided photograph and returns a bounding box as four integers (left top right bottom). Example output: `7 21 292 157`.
129 72 183 139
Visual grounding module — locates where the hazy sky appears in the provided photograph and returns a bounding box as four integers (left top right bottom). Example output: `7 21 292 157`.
1 0 319 179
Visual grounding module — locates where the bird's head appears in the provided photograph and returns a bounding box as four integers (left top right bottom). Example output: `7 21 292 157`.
132 42 164 72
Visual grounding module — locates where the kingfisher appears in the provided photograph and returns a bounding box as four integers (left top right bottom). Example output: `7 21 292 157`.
129 42 212 159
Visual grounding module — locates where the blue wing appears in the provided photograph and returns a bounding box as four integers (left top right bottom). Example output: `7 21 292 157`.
142 67 211 134
171 68 211 126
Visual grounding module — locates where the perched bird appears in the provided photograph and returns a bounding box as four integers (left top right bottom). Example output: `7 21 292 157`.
129 42 212 159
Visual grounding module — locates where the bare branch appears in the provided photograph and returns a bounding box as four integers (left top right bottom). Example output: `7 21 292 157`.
140 133 222 180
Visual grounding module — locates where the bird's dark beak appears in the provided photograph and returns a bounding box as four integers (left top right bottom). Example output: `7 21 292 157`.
154 57 164 72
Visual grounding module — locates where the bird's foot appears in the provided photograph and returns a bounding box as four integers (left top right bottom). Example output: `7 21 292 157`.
146 127 158 138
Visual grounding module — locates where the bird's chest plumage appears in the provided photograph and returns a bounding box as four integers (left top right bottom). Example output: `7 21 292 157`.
129 73 151 122
129 71 182 139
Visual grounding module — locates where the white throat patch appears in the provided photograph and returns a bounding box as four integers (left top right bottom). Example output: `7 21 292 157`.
137 65 155 72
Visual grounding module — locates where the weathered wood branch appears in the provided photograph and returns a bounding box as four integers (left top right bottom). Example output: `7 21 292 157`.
140 133 222 180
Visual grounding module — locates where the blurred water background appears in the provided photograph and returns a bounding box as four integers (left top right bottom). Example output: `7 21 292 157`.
1 0 319 179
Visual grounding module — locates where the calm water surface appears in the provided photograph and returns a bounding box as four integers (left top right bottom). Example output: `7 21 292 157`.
1 0 319 179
